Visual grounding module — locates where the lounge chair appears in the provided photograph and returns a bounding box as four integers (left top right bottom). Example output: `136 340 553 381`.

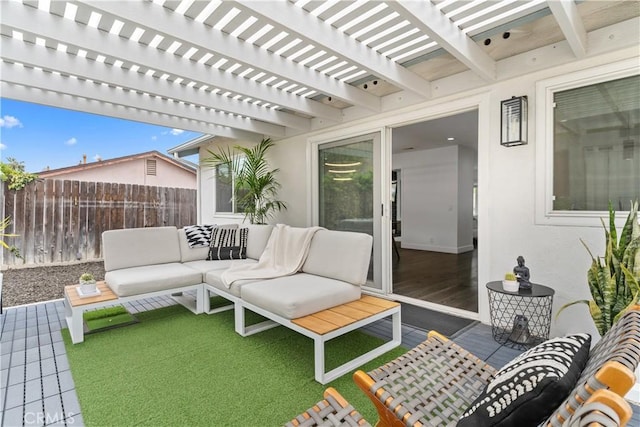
286 387 370 427
353 306 640 426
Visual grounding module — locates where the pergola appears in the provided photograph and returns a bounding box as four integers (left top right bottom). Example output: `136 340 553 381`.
1 0 638 147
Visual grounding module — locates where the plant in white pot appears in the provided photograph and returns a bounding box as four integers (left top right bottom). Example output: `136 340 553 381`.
79 273 97 294
502 272 519 292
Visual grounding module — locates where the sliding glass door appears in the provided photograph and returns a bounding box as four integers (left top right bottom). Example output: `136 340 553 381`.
317 132 382 291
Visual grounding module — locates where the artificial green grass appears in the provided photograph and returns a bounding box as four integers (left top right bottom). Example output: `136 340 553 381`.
83 306 137 333
63 304 407 426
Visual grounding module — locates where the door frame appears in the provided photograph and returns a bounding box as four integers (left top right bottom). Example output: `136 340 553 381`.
307 92 490 321
309 129 387 293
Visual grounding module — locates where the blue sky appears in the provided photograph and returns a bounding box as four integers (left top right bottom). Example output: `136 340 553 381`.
0 98 202 172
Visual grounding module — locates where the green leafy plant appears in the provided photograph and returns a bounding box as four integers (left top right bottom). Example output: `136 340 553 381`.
202 138 287 224
0 216 23 260
80 273 96 283
558 201 640 335
504 272 517 281
0 157 38 190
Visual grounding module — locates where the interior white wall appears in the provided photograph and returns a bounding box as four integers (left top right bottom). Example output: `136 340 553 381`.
197 44 637 337
393 146 474 253
458 146 475 250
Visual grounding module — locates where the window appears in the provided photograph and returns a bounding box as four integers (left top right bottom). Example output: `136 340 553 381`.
214 158 246 214
215 163 234 213
536 59 639 225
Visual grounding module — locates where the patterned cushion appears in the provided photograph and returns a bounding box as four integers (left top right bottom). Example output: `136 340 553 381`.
457 333 591 427
184 225 215 248
207 227 248 260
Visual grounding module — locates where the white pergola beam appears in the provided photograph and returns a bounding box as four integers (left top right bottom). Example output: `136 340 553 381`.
82 0 380 112
1 62 285 137
547 0 587 58
1 38 309 132
1 82 260 141
239 0 432 99
389 0 496 81
2 1 342 122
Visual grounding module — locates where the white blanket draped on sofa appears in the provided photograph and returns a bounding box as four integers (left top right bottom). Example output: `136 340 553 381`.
221 224 323 287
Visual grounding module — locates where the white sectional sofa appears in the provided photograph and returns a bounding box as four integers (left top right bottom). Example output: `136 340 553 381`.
101 224 275 312
91 224 398 384
101 224 372 321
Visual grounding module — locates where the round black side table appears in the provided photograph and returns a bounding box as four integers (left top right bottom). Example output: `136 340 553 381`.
486 281 555 350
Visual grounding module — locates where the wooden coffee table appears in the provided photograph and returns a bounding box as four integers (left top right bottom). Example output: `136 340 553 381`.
64 281 118 343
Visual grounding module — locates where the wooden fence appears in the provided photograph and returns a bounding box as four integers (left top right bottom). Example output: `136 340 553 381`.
1 179 197 266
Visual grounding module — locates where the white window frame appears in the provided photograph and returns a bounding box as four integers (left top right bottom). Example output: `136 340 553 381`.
535 58 639 227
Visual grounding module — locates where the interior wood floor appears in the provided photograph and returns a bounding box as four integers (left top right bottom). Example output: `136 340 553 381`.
392 247 478 312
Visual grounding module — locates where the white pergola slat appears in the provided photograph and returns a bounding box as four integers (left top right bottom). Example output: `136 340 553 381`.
240 0 432 98
82 0 380 112
1 38 310 132
1 61 286 137
0 0 635 146
2 1 342 122
0 82 261 141
388 0 496 81
547 0 587 58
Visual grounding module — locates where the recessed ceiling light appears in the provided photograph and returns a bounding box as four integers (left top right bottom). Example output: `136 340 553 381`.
447 137 455 141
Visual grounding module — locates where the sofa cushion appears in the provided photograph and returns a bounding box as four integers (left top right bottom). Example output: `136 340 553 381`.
301 229 372 286
184 258 256 275
205 267 259 298
103 227 181 271
244 224 274 260
105 263 202 297
240 273 361 319
458 333 591 427
178 228 211 262
207 227 248 260
184 224 215 248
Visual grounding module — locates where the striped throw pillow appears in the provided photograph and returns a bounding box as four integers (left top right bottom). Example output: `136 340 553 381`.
184 225 215 248
207 227 248 260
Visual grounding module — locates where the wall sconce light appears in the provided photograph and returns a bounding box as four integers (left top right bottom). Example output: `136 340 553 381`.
623 139 634 160
501 96 528 146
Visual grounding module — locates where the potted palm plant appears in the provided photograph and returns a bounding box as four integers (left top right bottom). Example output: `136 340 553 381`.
202 138 287 224
558 201 640 336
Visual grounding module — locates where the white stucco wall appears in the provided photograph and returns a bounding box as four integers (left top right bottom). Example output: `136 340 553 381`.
393 145 474 254
196 40 638 337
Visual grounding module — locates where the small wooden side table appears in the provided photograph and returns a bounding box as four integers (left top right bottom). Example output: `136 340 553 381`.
64 281 118 343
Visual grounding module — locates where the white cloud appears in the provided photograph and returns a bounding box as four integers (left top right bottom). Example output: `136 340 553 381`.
93 154 102 161
151 135 157 141
0 142 6 150
0 115 23 129
65 137 77 146
170 129 184 136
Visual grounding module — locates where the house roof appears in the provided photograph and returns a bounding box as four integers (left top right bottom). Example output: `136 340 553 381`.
37 150 196 177
1 1 638 144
